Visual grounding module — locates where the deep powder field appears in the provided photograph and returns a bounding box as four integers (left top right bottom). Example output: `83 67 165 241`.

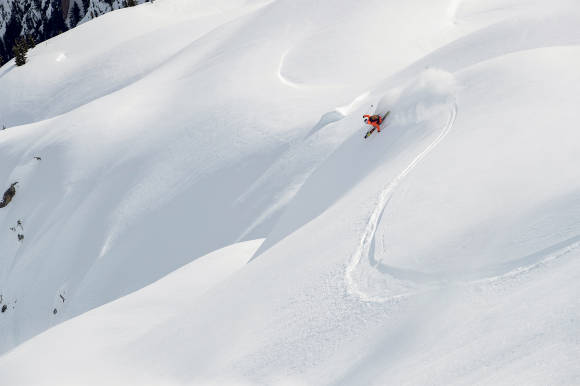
0 0 579 385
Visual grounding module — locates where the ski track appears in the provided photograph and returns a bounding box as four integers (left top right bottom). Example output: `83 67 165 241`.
345 101 454 302
345 101 580 303
278 50 302 89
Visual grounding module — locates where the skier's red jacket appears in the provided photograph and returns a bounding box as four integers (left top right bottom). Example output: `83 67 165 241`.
363 114 383 132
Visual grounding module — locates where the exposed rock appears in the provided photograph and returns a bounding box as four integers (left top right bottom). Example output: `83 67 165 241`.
0 182 17 208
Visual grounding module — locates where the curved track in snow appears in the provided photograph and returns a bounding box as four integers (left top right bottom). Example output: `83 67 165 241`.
345 102 457 302
346 101 580 302
278 50 302 89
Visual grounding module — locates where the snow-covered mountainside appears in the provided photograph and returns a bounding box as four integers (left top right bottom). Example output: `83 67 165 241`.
1 0 579 384
0 0 148 61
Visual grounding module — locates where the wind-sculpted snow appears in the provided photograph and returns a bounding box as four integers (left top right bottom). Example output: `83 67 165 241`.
377 8 580 92
1 0 580 385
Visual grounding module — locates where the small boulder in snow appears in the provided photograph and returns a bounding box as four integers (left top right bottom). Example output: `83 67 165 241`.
0 182 18 208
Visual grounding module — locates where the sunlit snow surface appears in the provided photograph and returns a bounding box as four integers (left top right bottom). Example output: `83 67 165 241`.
0 0 579 385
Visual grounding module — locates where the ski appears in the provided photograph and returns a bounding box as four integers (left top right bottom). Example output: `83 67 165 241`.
364 128 375 138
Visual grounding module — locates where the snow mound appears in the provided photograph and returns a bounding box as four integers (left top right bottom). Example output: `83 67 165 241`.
0 239 264 386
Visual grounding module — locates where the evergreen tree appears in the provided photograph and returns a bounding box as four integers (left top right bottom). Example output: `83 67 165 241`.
12 39 27 66
70 2 82 27
26 35 36 49
32 0 42 12
0 39 6 63
3 12 23 59
46 0 68 38
38 1 52 42
82 0 90 15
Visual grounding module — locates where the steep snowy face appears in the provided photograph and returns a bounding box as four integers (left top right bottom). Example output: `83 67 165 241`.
1 0 580 385
0 0 472 355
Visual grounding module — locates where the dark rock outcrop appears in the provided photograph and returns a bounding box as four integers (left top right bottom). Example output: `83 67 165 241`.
0 182 17 208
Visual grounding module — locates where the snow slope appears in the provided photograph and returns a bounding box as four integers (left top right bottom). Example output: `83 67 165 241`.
1 0 580 385
0 239 265 385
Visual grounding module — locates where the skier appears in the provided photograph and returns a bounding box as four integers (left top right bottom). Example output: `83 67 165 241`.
363 114 383 133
